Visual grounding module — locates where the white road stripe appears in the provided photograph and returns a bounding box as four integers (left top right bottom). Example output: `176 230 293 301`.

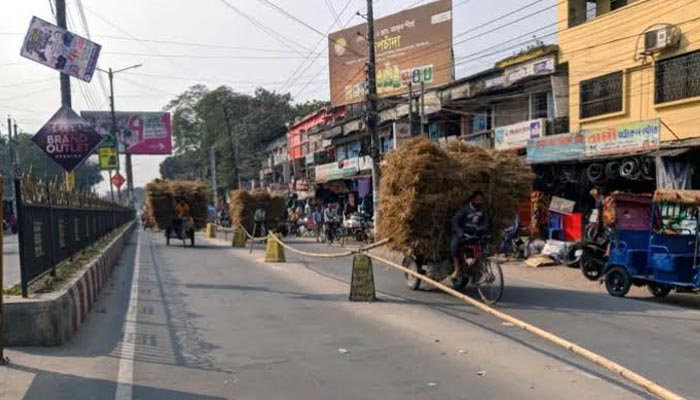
115 230 141 400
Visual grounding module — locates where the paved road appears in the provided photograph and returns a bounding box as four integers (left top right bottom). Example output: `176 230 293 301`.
2 233 20 287
1 231 648 399
276 239 700 399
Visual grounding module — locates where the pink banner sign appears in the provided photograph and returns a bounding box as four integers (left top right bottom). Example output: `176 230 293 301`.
81 111 172 155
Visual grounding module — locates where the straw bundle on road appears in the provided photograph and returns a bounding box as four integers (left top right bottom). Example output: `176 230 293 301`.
379 137 532 258
230 189 287 234
169 180 208 229
145 179 175 230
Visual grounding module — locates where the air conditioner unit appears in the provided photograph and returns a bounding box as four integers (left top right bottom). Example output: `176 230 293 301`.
644 26 681 54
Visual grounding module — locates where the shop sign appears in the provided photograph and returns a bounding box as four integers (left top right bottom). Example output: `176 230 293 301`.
358 155 373 171
494 119 545 150
504 55 556 86
527 131 586 164
549 196 576 215
315 158 359 182
470 75 504 97
584 119 660 157
393 122 411 149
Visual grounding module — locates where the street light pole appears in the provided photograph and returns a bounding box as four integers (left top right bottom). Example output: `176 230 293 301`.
98 64 142 207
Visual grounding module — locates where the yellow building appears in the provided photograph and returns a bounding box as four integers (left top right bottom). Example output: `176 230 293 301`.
559 0 700 141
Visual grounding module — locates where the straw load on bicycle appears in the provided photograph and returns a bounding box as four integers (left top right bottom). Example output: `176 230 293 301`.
144 179 208 230
229 189 286 235
378 137 533 258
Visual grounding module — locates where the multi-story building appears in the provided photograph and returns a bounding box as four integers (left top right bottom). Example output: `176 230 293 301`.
560 0 700 140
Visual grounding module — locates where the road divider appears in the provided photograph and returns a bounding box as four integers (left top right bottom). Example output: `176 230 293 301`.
244 232 686 400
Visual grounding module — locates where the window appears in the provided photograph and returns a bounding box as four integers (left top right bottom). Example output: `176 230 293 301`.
656 51 700 104
531 92 553 119
610 0 628 11
579 71 623 119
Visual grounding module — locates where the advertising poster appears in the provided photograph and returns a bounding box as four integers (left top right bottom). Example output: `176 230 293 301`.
20 16 101 82
98 146 118 170
81 111 172 155
32 106 104 172
328 0 453 106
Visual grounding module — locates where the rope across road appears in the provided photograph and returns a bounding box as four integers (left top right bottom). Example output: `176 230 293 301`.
234 232 687 400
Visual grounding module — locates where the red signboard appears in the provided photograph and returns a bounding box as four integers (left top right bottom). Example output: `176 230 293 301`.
111 172 125 189
81 111 172 155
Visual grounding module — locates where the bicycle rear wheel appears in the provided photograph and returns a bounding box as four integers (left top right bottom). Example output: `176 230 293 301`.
476 259 504 305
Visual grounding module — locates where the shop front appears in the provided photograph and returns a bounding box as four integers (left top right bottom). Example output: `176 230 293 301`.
526 119 662 241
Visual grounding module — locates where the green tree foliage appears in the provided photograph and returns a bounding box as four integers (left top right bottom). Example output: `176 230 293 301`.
0 133 103 193
162 84 324 192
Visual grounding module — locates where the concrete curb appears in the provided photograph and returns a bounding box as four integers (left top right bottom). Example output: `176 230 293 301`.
4 221 136 346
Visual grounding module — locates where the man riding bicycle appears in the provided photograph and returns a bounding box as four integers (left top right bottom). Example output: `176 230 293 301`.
450 191 489 281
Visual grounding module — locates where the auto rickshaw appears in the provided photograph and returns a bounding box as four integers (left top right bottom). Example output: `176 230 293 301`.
604 189 700 298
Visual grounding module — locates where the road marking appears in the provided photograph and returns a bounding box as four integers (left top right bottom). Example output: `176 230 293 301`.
115 230 141 400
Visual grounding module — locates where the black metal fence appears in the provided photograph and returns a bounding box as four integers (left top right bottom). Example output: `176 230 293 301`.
15 172 134 297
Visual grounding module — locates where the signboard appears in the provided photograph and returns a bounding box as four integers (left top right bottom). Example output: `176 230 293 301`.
504 55 556 86
81 111 172 155
98 146 118 170
315 158 359 182
549 196 576 215
494 119 545 151
20 16 101 82
527 132 586 164
584 119 661 157
32 106 104 172
329 0 453 106
393 122 411 149
111 172 125 189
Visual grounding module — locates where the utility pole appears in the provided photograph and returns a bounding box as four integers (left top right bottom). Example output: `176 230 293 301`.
210 147 219 209
366 0 380 229
108 68 121 202
55 0 74 193
420 81 427 136
13 122 19 166
408 81 414 136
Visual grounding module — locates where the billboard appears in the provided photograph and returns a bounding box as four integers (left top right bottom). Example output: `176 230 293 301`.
328 0 453 106
584 119 660 157
81 111 172 155
20 16 101 82
32 106 104 172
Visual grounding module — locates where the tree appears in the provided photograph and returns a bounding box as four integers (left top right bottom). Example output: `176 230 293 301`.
160 152 203 180
164 84 208 154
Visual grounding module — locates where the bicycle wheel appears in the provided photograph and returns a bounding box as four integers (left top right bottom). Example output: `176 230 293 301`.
476 259 504 305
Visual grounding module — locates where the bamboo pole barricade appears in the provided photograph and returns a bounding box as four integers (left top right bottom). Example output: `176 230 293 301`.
250 232 686 400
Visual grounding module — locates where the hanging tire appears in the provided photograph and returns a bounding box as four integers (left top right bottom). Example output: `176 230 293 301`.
402 256 422 290
605 266 632 297
562 166 580 183
647 283 671 298
620 158 640 180
605 161 621 180
641 158 655 180
587 163 605 183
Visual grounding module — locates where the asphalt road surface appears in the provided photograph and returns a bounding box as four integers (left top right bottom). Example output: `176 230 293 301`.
2 230 697 399
2 233 20 287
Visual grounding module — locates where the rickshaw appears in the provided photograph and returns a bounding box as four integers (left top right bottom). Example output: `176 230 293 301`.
604 189 700 298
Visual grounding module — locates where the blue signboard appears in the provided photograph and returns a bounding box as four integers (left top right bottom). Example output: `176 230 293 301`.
527 132 586 164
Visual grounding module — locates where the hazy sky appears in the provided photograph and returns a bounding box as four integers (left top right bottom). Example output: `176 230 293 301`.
0 0 556 194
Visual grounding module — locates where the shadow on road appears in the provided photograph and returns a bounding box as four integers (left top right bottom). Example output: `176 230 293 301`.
5 363 227 400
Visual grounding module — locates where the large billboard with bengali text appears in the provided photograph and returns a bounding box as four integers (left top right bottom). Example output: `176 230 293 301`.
81 111 172 155
328 0 453 107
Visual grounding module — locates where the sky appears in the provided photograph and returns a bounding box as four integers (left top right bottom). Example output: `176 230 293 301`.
0 0 557 195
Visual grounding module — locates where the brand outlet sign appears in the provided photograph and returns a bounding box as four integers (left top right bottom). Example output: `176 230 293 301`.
495 119 545 150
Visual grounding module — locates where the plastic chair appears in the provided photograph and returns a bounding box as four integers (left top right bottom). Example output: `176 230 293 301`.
548 213 564 240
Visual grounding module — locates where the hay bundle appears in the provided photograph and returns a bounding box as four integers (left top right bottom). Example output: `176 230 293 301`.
169 180 208 229
379 137 533 257
145 179 174 230
145 179 209 230
230 189 287 234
